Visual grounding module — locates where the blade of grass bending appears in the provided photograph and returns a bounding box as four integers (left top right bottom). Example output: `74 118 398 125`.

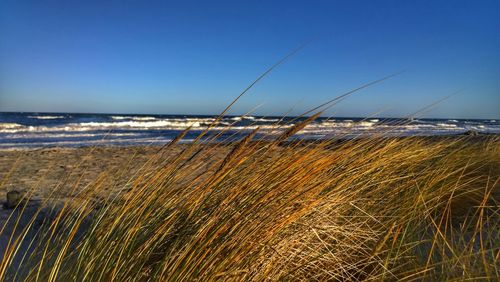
304 71 405 118
408 89 463 119
193 42 309 144
218 42 309 118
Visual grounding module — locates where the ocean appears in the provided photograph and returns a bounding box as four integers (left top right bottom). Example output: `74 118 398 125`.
0 112 498 149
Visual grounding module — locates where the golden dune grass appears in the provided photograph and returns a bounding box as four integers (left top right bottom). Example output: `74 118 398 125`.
0 130 498 281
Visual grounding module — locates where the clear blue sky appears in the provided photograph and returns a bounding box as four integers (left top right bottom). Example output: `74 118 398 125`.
1 0 499 118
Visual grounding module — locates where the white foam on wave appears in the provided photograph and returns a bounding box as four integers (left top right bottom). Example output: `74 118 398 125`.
0 123 23 129
111 116 157 121
79 119 206 129
357 121 376 127
0 123 26 133
436 123 458 128
132 117 157 121
111 116 131 120
27 115 66 120
0 119 216 133
228 116 279 122
255 117 279 122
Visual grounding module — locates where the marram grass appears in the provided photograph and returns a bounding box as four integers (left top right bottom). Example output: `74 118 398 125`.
0 124 498 281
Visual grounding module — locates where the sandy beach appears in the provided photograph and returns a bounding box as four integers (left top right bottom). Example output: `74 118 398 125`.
0 145 233 201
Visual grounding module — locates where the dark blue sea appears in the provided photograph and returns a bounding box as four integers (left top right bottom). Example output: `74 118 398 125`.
0 112 498 149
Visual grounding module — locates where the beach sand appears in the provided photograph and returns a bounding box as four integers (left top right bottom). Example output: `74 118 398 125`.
0 145 232 201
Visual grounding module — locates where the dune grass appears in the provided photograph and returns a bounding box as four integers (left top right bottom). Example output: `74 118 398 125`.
0 121 498 281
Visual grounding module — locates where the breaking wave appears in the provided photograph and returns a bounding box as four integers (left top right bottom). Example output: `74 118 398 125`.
111 116 157 121
27 115 66 120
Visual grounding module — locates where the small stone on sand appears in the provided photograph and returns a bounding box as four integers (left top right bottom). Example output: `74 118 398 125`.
5 190 24 209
